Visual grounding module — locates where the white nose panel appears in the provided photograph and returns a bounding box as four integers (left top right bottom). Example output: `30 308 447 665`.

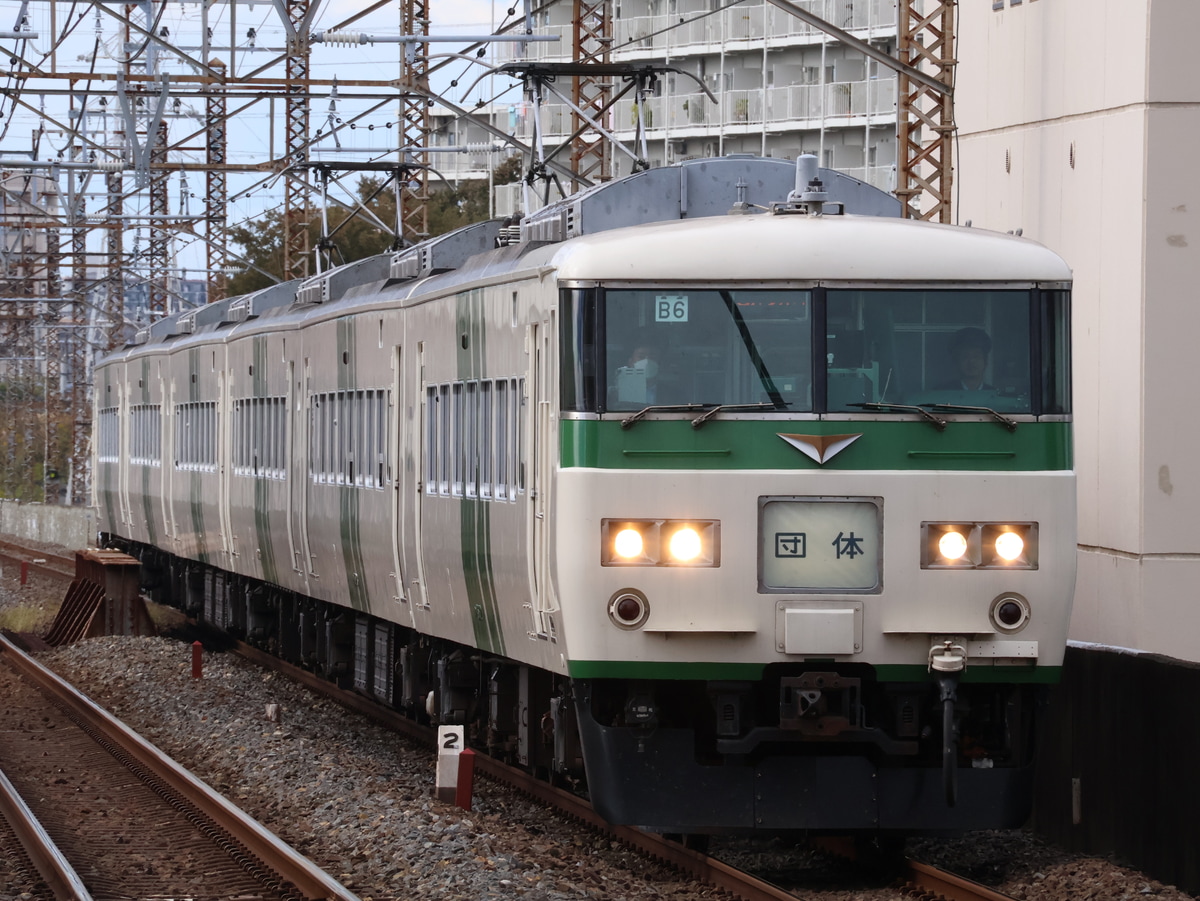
780 605 861 656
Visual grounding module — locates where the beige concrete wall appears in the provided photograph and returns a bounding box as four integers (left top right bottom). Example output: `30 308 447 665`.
0 499 95 550
1141 109 1200 552
956 0 1200 660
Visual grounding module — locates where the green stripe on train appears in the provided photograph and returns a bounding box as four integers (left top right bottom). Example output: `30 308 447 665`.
457 288 505 655
336 318 369 611
567 660 1062 683
561 420 1071 471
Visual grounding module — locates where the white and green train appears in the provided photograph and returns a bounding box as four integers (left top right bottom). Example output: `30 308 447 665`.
95 156 1075 834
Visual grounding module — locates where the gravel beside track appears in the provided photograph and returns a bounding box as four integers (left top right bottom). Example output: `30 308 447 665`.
0 655 300 900
1 556 1196 901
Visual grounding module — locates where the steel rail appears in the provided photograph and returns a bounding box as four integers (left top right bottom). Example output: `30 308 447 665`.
0 766 93 901
0 633 363 901
904 859 1019 901
230 640 899 901
0 540 75 582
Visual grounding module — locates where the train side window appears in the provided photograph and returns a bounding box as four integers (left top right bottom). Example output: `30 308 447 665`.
337 391 349 486
480 381 493 500
130 404 162 466
277 398 287 479
439 384 450 495
465 381 479 498
1039 290 1071 415
425 386 438 493
452 383 464 497
312 398 321 482
517 377 526 494
98 406 120 463
351 389 363 486
253 397 262 476
496 379 508 501
377 391 387 487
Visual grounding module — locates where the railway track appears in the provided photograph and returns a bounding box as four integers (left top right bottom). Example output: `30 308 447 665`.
0 538 75 582
0 530 1020 901
0 632 360 901
232 640 1019 901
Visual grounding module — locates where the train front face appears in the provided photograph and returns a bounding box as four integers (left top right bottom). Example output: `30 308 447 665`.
552 216 1075 833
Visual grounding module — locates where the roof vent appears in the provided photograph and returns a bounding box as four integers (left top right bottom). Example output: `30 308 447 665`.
297 278 329 305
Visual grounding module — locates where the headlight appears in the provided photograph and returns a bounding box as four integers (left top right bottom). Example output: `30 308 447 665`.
614 528 645 559
667 526 702 562
994 532 1024 561
982 524 1037 568
922 522 1038 570
923 523 978 567
938 530 969 561
602 519 720 566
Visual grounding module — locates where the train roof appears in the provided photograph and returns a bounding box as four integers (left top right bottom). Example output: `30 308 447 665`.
549 212 1073 284
110 156 1068 360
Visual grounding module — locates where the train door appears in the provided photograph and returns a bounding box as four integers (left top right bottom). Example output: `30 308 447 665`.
217 366 235 566
408 341 429 612
527 316 558 638
287 353 314 578
157 361 170 540
165 376 178 540
117 373 132 530
390 342 412 610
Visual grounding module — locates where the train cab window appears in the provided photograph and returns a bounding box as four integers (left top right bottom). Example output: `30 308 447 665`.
567 288 813 413
1039 290 1072 415
605 289 813 411
823 288 1053 415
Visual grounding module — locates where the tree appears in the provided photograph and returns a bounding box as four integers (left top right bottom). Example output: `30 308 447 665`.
226 158 524 297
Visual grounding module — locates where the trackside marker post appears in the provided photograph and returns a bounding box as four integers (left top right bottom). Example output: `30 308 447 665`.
436 725 464 803
455 748 476 811
192 641 203 679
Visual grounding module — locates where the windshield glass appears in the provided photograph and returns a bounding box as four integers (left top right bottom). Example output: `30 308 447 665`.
602 289 813 411
826 289 1033 414
560 286 1069 416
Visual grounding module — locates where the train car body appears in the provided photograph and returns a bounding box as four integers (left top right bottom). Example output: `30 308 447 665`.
95 157 1075 835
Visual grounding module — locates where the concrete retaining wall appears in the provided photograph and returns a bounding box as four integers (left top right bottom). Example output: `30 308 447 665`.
0 499 96 550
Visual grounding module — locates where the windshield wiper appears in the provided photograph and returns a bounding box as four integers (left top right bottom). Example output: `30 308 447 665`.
691 401 791 429
921 403 1018 431
849 402 947 431
620 404 710 430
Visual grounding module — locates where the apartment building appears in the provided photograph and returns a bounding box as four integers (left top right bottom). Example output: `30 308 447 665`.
522 0 899 190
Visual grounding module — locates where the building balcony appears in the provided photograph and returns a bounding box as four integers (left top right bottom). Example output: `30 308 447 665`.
519 0 897 62
532 79 896 139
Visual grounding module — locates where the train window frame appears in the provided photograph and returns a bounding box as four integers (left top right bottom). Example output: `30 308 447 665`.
496 379 509 500
818 285 1063 417
451 383 464 497
130 403 162 467
1037 289 1072 416
425 386 439 494
308 389 390 488
233 396 287 480
97 405 121 463
422 378 520 503
465 380 479 499
480 380 494 500
174 401 218 472
569 284 817 414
